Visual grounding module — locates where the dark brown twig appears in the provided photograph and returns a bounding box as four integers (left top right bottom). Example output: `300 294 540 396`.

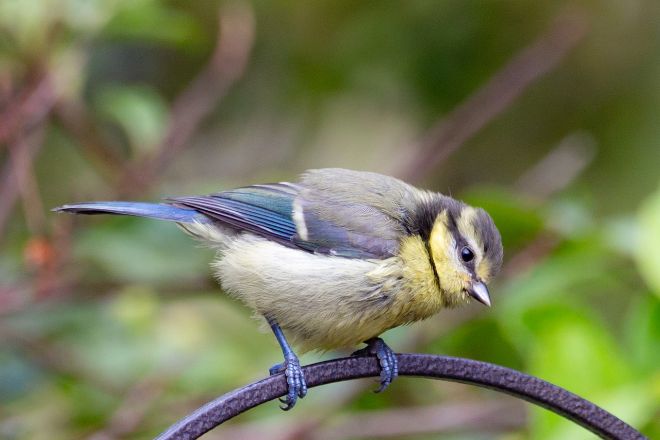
398 9 589 182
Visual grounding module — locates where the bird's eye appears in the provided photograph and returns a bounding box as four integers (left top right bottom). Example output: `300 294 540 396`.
461 246 474 262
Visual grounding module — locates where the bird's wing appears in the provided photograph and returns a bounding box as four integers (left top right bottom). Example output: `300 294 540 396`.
291 169 419 258
171 169 419 259
169 183 300 248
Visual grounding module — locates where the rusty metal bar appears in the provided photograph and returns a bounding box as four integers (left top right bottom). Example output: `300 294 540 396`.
156 354 646 440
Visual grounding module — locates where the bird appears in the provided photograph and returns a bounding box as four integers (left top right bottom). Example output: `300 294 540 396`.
54 168 503 410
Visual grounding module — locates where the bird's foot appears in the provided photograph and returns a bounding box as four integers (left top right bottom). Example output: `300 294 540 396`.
352 337 398 393
269 354 307 410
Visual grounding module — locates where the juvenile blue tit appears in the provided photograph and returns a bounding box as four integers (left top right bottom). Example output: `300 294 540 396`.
55 168 503 409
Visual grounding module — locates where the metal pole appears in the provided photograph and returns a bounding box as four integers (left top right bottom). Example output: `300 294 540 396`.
156 354 647 440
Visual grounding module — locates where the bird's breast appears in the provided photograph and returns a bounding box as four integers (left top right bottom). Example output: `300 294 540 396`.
213 234 445 351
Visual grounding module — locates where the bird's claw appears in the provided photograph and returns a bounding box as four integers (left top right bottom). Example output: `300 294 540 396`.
352 337 398 393
269 355 307 410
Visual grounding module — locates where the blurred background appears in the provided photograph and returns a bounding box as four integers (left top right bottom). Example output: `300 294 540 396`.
0 1 659 439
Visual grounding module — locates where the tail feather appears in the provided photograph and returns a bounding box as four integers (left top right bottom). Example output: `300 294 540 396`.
53 201 211 224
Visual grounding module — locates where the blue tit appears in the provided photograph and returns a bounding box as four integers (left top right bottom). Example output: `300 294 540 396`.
55 168 503 409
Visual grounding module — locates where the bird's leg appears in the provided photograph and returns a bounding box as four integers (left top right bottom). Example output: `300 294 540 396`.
351 337 399 393
267 317 307 410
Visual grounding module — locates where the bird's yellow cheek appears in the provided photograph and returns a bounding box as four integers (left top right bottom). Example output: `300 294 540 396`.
429 213 472 304
432 254 471 295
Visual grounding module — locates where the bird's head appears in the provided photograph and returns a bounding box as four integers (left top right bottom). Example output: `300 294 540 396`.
428 204 503 307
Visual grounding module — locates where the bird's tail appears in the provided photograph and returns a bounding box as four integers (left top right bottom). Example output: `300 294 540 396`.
53 201 211 224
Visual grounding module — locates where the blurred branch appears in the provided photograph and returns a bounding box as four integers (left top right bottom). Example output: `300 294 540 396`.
214 400 525 440
315 400 525 440
0 67 56 242
0 71 56 147
54 100 127 183
0 125 46 242
11 131 47 235
0 122 72 303
501 232 560 278
0 70 15 109
87 376 168 440
515 131 596 199
119 2 255 196
398 9 590 182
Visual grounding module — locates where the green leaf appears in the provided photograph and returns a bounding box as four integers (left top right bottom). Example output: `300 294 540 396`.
523 305 635 440
625 295 660 374
496 238 614 350
102 1 205 49
95 84 168 156
635 185 660 297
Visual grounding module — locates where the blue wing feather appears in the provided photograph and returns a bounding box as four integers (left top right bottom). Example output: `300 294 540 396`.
172 180 399 258
53 201 210 223
170 184 299 246
218 184 298 218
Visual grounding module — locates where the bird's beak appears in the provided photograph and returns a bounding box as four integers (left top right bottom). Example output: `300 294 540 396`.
468 281 491 307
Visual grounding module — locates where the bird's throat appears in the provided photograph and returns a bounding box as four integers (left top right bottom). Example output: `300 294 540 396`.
398 235 446 315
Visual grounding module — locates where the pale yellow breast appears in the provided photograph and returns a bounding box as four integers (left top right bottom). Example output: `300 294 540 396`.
216 234 447 353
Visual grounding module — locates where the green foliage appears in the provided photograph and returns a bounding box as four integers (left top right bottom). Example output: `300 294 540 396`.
103 1 205 48
94 85 168 156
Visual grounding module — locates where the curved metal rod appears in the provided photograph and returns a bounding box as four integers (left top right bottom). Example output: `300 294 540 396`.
156 354 646 440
